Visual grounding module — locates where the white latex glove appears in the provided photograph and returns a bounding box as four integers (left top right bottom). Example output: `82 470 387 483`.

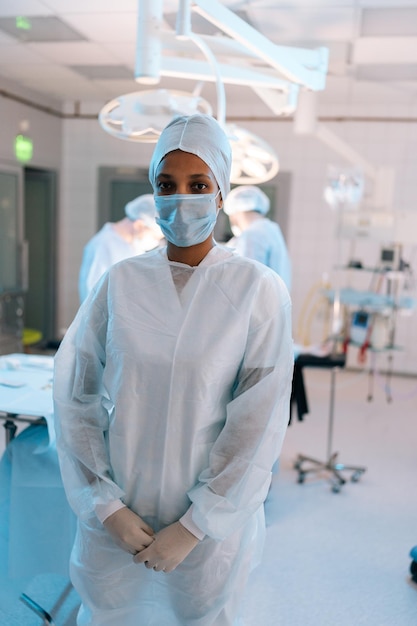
103 507 155 555
133 521 199 573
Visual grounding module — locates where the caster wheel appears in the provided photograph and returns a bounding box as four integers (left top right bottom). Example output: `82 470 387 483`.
351 471 363 483
331 481 342 493
410 560 417 582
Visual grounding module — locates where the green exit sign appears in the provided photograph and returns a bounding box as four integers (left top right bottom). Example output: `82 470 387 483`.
14 134 33 163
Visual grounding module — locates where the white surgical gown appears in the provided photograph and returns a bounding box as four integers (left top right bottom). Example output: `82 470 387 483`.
54 245 293 626
78 223 144 303
229 218 291 291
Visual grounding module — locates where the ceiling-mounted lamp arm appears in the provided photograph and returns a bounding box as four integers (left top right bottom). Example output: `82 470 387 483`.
188 34 226 126
192 0 328 91
175 0 226 127
135 0 163 85
176 0 192 39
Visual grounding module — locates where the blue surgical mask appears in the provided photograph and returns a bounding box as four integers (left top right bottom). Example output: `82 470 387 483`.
154 191 220 247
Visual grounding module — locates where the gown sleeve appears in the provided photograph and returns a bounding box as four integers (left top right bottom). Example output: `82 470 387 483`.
53 276 125 521
187 271 294 541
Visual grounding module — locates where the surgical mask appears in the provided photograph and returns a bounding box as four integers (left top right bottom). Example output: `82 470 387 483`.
154 191 220 247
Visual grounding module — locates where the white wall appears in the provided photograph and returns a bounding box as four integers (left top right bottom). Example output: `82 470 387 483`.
0 81 62 168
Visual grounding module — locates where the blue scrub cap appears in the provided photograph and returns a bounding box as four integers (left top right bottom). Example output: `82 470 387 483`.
125 194 156 221
148 114 232 204
224 185 270 216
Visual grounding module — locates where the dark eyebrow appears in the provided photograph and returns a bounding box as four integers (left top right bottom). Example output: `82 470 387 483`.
156 173 212 181
189 174 212 180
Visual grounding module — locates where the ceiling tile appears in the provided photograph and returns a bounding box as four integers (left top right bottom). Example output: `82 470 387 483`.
27 41 122 64
353 37 417 64
361 8 417 36
100 42 136 66
39 0 138 13
0 42 50 64
0 15 86 43
357 64 417 81
0 0 53 18
62 12 137 44
247 7 358 43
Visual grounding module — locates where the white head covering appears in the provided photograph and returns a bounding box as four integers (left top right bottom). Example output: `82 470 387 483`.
125 194 156 222
224 185 270 216
148 114 232 203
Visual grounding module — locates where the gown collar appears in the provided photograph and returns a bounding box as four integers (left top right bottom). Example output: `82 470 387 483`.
158 243 235 269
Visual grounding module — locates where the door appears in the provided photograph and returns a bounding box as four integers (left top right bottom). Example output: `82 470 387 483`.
23 168 57 342
0 162 26 354
98 166 153 227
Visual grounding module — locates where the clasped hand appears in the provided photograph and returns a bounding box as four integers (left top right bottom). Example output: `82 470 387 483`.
134 521 199 573
103 507 155 555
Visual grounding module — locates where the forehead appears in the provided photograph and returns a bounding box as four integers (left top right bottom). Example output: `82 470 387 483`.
156 149 215 179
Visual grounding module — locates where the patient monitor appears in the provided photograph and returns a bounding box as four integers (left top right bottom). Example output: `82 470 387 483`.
379 244 402 271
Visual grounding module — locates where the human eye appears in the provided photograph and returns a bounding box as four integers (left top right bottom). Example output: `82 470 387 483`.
191 182 209 193
156 180 173 194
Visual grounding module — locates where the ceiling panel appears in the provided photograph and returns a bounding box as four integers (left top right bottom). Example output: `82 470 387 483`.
26 41 122 64
0 1 416 115
361 8 417 36
71 65 132 80
40 0 138 13
0 16 87 43
0 0 53 18
357 64 417 81
62 12 137 43
353 37 417 64
0 43 51 64
99 42 136 66
247 7 358 43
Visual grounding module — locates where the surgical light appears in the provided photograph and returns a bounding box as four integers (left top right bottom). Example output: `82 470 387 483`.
99 88 213 142
227 124 279 184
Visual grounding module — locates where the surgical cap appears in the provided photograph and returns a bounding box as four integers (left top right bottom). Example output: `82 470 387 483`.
125 194 156 221
224 185 270 216
148 114 232 203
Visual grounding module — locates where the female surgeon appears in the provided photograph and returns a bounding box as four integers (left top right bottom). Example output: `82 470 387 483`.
53 113 294 626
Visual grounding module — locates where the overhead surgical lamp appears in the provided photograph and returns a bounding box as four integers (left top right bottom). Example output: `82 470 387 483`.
98 88 212 142
227 124 279 185
99 0 328 184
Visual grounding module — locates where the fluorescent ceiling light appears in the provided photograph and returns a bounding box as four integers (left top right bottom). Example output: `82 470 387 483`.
71 65 133 80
